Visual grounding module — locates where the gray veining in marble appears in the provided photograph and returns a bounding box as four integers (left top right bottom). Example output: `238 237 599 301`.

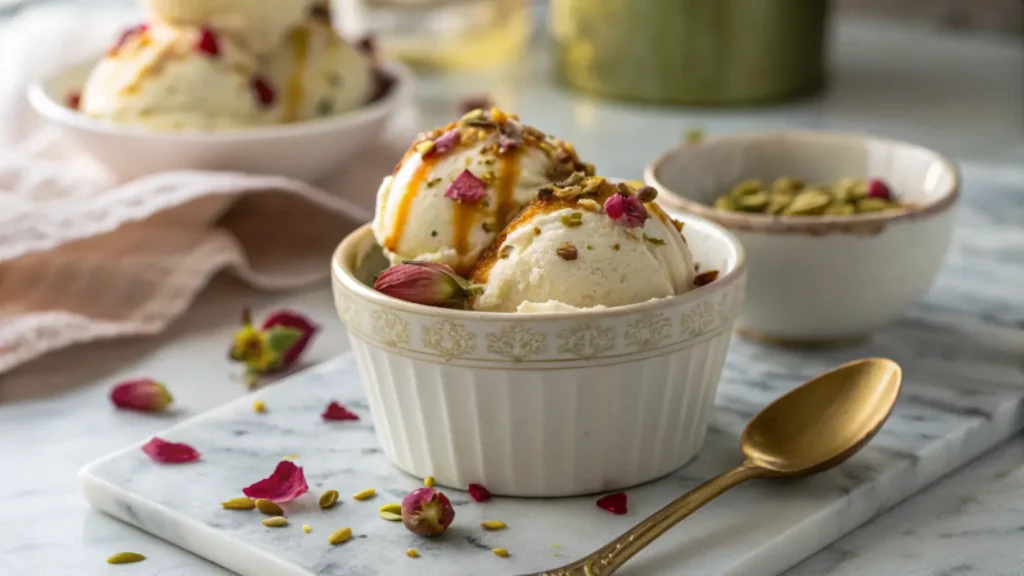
79 176 1024 576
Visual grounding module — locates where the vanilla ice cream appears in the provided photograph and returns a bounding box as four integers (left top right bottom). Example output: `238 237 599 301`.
264 20 374 123
81 23 277 130
470 178 696 312
142 0 312 55
372 108 594 274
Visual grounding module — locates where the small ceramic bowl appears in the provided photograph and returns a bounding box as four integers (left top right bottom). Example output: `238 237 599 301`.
28 60 413 182
645 131 960 346
331 216 747 497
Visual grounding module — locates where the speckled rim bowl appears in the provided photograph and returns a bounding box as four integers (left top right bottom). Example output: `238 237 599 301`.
28 59 414 182
645 130 961 346
331 215 747 497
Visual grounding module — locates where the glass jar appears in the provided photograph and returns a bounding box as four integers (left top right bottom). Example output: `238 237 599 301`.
360 0 531 72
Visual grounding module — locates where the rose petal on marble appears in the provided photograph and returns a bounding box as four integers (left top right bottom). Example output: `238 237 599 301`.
445 170 488 204
142 437 200 464
243 461 309 502
322 401 360 421
596 492 628 515
468 483 492 503
111 379 173 412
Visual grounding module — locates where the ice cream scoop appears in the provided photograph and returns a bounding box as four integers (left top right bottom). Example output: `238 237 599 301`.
372 108 594 274
264 19 374 123
81 23 277 130
470 178 696 312
142 0 312 55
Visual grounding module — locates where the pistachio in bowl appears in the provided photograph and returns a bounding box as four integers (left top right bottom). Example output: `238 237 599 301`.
714 177 907 216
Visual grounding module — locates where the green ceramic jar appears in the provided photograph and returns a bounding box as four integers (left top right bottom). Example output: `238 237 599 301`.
549 0 829 105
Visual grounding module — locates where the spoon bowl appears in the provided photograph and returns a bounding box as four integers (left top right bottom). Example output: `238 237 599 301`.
534 357 903 576
742 358 902 475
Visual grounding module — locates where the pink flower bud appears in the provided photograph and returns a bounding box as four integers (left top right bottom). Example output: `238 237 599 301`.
604 193 649 228
445 170 488 204
402 488 455 537
111 379 173 412
374 262 482 309
866 178 892 200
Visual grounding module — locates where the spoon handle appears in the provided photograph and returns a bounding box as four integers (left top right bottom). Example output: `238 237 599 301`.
539 462 767 576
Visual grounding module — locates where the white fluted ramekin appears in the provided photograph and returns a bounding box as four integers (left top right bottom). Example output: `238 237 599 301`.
331 215 746 497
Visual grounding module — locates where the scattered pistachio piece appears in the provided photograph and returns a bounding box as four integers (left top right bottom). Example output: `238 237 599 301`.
352 488 376 501
107 552 146 565
406 548 420 558
303 524 312 534
556 244 578 261
492 548 510 558
636 186 658 203
262 516 288 527
560 212 584 228
415 141 435 155
424 476 436 488
578 198 601 212
644 235 666 246
319 490 340 509
221 497 256 510
481 520 507 530
255 499 284 516
379 511 403 522
499 245 515 260
328 527 353 545
380 503 402 515
253 400 266 413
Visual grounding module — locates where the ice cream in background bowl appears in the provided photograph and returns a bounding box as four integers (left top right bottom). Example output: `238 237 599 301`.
28 1 410 180
332 109 748 496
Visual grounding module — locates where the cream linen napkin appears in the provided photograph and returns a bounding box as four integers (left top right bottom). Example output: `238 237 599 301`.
0 5 416 374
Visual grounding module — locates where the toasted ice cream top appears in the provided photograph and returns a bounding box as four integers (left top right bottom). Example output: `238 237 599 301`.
81 23 275 130
372 108 593 274
470 178 696 312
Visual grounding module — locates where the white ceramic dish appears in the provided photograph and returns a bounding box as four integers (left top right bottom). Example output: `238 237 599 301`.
331 215 746 497
646 131 960 346
28 59 413 182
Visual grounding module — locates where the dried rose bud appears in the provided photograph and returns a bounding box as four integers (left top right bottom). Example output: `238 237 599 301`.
604 193 649 228
374 262 483 309
866 178 892 201
402 488 455 537
195 27 220 57
229 308 317 387
111 379 173 412
596 492 628 515
445 170 488 204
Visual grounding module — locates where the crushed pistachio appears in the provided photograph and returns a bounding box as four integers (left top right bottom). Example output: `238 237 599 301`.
671 219 685 232
415 140 435 155
556 244 578 261
253 400 266 413
482 221 497 233
316 98 335 117
461 108 485 122
492 548 510 558
352 488 376 501
644 235 666 246
560 212 584 228
612 243 621 251
533 226 542 236
426 178 442 188
499 245 515 260
615 182 633 197
684 128 705 144
637 186 658 203
578 198 601 212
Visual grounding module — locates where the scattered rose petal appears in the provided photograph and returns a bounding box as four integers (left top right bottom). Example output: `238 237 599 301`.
322 401 360 421
142 437 200 463
445 170 488 204
111 379 173 412
426 130 461 158
866 178 892 200
596 492 628 515
468 483 491 503
195 27 220 57
604 193 649 228
67 92 82 110
374 262 482 309
243 461 309 503
251 75 276 107
110 24 146 54
458 94 493 116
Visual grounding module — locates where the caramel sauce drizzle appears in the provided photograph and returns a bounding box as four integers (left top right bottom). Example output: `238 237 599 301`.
283 26 310 123
495 150 523 227
384 159 435 253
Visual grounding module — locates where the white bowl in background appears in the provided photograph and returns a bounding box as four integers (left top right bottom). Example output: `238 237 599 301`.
646 131 960 346
331 215 747 497
28 59 414 182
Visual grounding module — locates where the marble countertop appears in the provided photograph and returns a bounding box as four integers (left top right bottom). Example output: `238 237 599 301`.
1 8 1024 576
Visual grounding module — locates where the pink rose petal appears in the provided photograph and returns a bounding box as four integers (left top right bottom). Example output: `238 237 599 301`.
322 401 360 421
596 492 628 515
243 461 309 502
604 194 649 228
426 130 462 158
445 170 488 204
142 437 201 464
468 483 492 502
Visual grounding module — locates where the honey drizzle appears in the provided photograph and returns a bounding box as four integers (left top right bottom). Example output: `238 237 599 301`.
384 159 435 252
495 151 522 227
283 26 310 123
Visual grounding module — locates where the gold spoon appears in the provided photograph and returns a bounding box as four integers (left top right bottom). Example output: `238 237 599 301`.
531 357 903 576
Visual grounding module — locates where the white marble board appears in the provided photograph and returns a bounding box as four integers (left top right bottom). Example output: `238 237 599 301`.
80 177 1024 576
